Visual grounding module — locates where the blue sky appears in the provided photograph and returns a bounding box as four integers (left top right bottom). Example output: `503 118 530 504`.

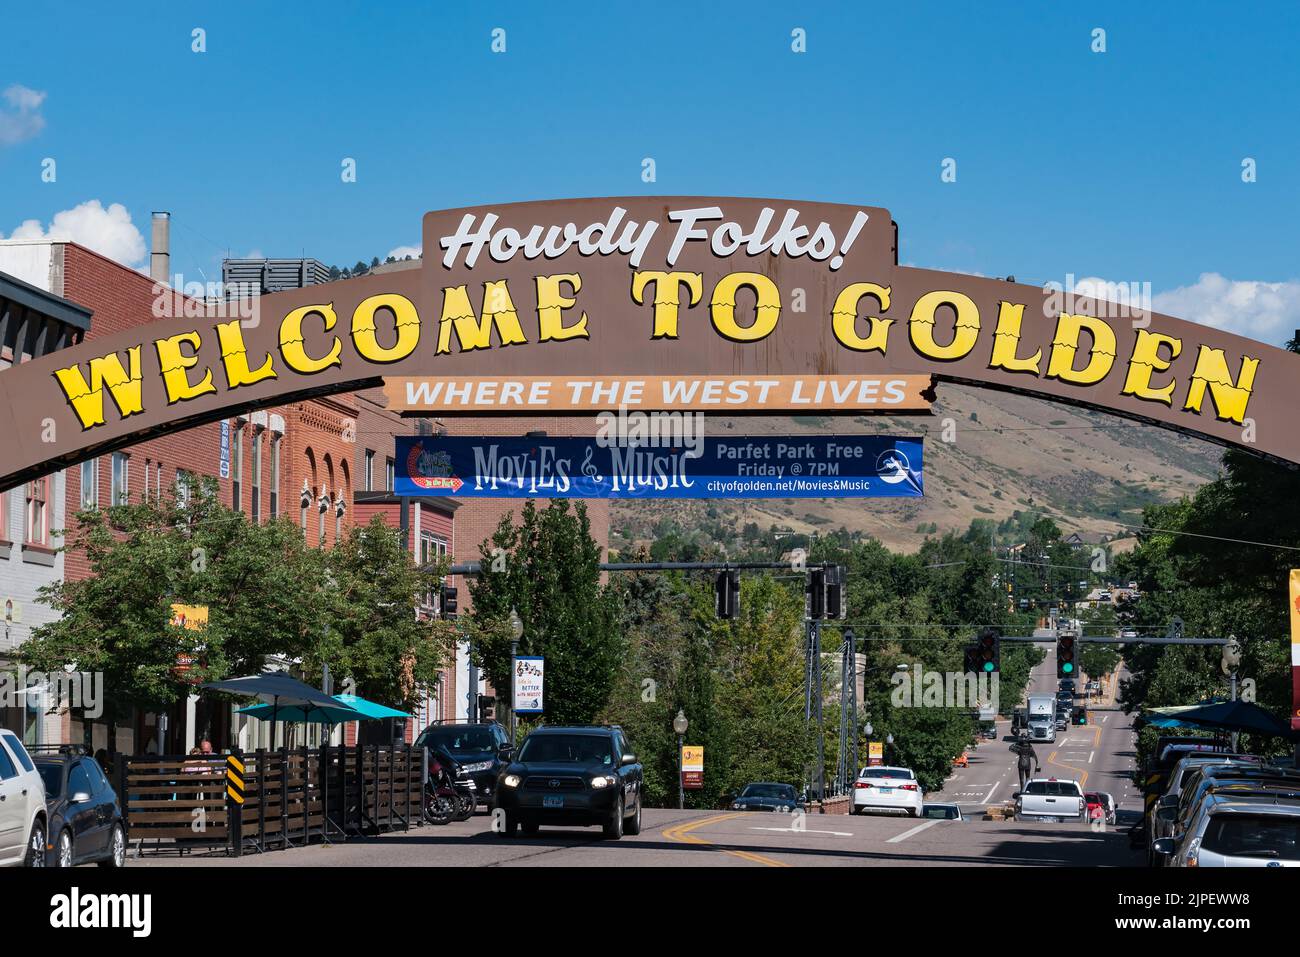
2 1 1298 344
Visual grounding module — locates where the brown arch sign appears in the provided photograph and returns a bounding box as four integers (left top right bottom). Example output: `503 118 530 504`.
1 196 1296 492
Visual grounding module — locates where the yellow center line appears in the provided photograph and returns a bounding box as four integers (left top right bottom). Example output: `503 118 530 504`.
661 812 790 867
1047 723 1102 787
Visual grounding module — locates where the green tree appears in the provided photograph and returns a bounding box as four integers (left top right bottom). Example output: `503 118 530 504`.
469 500 619 725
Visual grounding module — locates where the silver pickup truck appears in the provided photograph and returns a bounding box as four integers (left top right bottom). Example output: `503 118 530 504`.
1015 778 1086 821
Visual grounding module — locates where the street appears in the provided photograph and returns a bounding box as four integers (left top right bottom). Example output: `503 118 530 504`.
131 653 1143 868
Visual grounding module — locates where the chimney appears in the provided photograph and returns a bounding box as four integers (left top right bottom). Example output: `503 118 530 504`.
150 211 171 284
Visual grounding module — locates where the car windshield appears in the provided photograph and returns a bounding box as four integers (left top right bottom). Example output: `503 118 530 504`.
1025 781 1079 796
37 762 63 797
1201 814 1300 859
923 805 959 819
860 768 912 779
741 784 795 800
416 727 496 753
518 734 613 765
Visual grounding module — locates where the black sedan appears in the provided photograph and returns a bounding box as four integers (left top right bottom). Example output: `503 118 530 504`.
731 782 802 812
492 726 643 839
34 750 126 867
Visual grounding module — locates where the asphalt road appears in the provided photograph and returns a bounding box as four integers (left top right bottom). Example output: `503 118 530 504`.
133 653 1145 867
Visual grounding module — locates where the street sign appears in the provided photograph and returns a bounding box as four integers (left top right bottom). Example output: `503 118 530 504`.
394 435 924 499
868 741 884 766
513 656 544 714
681 745 704 789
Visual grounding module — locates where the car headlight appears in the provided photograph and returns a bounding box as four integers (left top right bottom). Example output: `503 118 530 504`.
732 802 742 810
502 774 521 788
462 761 493 772
590 775 615 789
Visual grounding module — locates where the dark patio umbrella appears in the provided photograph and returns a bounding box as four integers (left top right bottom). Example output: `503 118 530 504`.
202 672 359 748
1156 700 1298 742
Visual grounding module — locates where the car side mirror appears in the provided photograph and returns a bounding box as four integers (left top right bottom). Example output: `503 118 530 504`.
71 791 91 804
1012 791 1021 799
621 753 637 766
1151 837 1176 856
1155 806 1177 823
497 747 514 760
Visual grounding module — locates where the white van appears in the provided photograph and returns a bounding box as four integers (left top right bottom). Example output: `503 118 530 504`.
0 730 47 867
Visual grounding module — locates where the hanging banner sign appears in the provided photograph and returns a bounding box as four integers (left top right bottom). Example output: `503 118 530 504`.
681 745 704 789
1290 570 1300 732
393 435 923 499
513 656 544 714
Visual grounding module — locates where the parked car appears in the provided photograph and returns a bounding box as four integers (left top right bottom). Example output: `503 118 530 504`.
979 724 998 741
492 725 642 839
731 782 802 812
1148 753 1265 861
1015 778 1086 822
31 746 126 868
1154 764 1300 865
415 721 510 808
0 730 47 867
1154 790 1300 867
921 803 963 821
851 766 923 817
1085 791 1116 825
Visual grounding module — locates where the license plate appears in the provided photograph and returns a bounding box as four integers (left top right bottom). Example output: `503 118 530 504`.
543 796 564 808
1039 815 1060 823
879 787 894 794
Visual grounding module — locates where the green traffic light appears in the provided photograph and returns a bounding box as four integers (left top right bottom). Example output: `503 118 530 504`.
983 662 994 673
1062 662 1073 673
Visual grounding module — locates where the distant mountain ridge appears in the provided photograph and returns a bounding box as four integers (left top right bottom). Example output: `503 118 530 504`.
610 383 1222 554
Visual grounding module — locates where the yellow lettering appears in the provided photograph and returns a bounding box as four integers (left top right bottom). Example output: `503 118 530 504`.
988 301 1041 374
278 303 343 374
52 347 145 429
436 282 529 354
710 271 781 342
215 320 277 389
535 274 589 343
1182 345 1259 424
155 331 217 404
351 294 421 363
631 271 703 339
1121 330 1182 405
908 290 980 361
831 282 893 353
1044 313 1117 385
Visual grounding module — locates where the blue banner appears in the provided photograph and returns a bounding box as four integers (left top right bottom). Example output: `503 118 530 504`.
394 435 923 499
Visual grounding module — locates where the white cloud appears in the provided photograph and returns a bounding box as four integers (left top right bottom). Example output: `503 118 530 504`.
1153 273 1300 347
2 200 147 267
387 245 421 261
0 84 47 147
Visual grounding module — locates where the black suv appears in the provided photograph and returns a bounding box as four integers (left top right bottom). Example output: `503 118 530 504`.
31 746 127 868
414 722 510 807
492 726 643 839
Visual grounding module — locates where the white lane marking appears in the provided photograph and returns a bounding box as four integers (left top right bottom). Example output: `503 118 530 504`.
984 781 1001 805
1102 715 1109 723
887 819 943 843
1088 751 1095 764
751 826 851 837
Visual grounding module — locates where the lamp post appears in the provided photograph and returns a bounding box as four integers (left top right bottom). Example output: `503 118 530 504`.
509 607 523 747
673 709 689 810
885 732 895 765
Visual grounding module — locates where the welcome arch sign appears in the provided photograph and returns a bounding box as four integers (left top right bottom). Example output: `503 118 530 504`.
2 196 1297 492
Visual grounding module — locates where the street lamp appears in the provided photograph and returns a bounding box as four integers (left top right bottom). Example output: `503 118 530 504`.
673 709 689 810
885 732 895 764
509 607 523 746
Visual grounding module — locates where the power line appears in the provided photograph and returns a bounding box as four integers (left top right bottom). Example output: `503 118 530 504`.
1118 523 1300 553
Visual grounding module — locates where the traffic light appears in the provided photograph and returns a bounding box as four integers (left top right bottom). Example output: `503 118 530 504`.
716 569 740 619
825 565 847 619
478 694 496 722
806 568 826 620
1056 634 1076 678
440 584 458 619
1072 706 1088 725
976 627 1000 674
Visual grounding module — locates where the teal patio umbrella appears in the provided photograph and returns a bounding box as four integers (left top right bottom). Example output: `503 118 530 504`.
237 693 411 741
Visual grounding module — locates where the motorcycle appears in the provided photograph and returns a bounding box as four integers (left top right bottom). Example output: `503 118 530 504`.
425 747 476 824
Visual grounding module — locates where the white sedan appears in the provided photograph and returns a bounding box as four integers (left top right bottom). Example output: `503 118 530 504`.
851 766 924 817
